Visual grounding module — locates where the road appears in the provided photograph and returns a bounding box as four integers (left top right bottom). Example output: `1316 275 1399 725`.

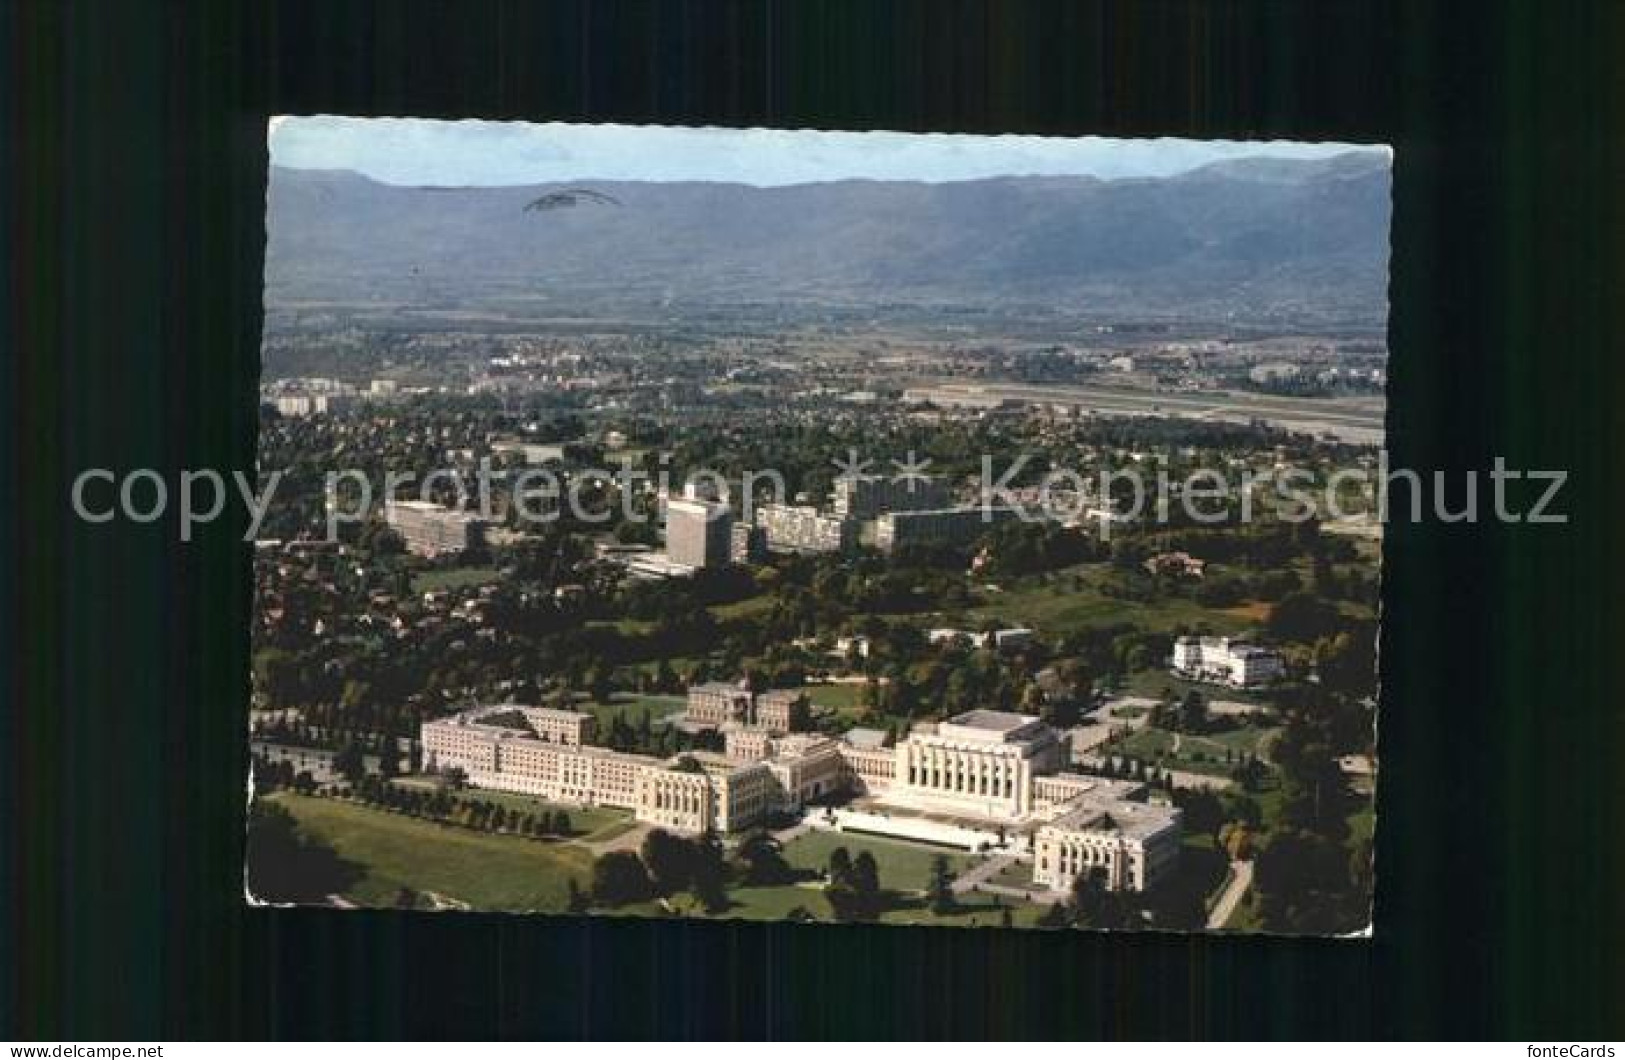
951 852 1018 895
1206 859 1254 929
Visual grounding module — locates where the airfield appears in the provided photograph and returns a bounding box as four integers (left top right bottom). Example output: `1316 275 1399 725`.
912 381 1386 445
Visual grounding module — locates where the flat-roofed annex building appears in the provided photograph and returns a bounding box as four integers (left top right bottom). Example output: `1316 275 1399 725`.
1033 796 1182 894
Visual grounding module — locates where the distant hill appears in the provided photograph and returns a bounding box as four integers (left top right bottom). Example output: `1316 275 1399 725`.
264 151 1391 325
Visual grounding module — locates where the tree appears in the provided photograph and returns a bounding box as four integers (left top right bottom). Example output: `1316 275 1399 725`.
1037 901 1072 928
928 854 958 915
377 739 400 780
736 830 793 886
588 662 615 704
245 801 362 904
1267 591 1344 644
689 831 730 913
1069 866 1108 926
827 848 882 922
827 846 852 884
1220 822 1257 861
590 850 654 907
1174 788 1226 841
641 828 693 897
332 741 368 786
1251 828 1357 934
850 851 880 896
1177 690 1209 734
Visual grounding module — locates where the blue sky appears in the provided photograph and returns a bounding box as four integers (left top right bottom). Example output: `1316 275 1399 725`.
269 116 1383 187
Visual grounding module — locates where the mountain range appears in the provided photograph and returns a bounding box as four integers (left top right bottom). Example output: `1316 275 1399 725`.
264 150 1391 325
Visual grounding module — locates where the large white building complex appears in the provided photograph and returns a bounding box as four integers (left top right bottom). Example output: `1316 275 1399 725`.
384 499 489 557
1171 636 1285 688
421 694 1180 894
421 704 774 835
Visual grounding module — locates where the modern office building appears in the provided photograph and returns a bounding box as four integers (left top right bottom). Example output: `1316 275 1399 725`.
665 496 734 569
753 503 856 555
384 499 488 557
832 474 953 520
873 505 1021 553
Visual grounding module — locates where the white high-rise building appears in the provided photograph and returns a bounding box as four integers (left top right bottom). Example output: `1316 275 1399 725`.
665 497 734 569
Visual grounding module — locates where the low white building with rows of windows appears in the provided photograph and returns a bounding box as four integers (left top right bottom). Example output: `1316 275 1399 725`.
1171 635 1285 688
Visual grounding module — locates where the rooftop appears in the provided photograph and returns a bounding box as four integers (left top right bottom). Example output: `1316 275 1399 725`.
944 709 1040 735
690 681 749 696
844 727 890 750
1044 798 1180 841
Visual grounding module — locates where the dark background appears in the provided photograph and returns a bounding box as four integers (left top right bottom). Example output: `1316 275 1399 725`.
5 0 1623 1040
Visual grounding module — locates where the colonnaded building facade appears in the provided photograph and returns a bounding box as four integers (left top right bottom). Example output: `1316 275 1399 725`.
421 696 1180 894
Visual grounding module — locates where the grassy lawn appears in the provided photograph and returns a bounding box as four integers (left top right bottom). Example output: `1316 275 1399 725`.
804 683 866 711
1119 668 1271 706
709 594 776 623
987 858 1044 892
390 777 631 839
655 884 833 922
781 830 977 893
1112 723 1279 776
410 565 500 595
583 817 642 845
878 894 1049 929
585 617 658 635
958 563 1265 640
1347 803 1376 845
576 692 688 731
265 792 592 912
630 882 1045 928
804 683 877 730
1225 892 1266 932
